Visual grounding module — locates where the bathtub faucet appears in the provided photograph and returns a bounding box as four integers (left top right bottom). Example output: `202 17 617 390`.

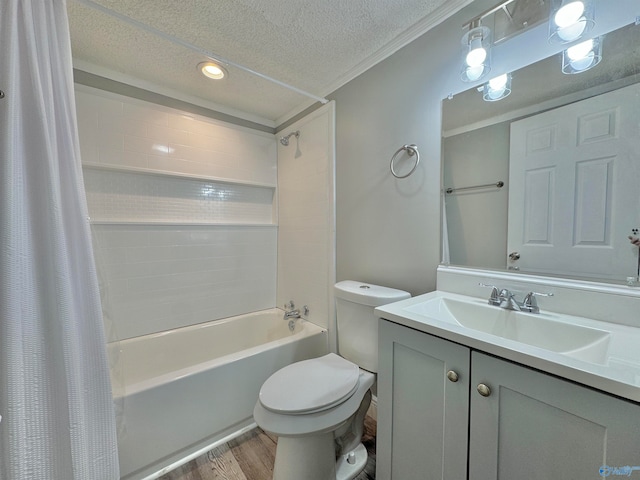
283 301 309 320
284 309 301 319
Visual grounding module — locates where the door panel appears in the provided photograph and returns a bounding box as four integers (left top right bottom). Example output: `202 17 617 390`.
469 352 640 480
508 82 640 279
377 320 470 480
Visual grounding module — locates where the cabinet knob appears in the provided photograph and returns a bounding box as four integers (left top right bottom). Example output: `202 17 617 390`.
477 383 491 397
446 370 459 382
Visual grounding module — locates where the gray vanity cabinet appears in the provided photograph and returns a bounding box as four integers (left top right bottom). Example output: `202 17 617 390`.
376 319 470 480
377 319 640 480
469 351 640 480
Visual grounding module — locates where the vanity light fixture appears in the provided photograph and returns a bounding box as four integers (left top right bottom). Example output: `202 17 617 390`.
548 0 595 44
198 61 228 80
461 20 492 82
561 36 603 74
481 73 512 101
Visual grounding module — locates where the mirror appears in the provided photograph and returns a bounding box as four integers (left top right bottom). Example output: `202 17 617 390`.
442 21 640 284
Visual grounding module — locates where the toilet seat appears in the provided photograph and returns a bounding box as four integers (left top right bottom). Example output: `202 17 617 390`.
259 353 360 415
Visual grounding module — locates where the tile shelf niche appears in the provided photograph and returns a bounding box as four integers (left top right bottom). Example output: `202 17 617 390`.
82 163 277 226
82 163 277 189
88 221 277 226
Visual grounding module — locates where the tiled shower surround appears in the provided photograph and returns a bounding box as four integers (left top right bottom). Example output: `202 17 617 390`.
92 224 277 340
76 86 278 340
83 169 275 224
75 87 276 184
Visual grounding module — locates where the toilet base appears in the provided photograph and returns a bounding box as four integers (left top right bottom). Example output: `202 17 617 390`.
273 432 336 480
272 435 368 480
336 443 368 480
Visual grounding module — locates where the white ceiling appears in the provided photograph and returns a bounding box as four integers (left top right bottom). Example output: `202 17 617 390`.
67 0 472 127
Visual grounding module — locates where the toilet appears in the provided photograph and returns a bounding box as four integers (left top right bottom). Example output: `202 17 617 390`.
253 281 411 480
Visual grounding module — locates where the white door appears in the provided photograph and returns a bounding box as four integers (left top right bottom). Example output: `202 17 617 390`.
508 82 640 280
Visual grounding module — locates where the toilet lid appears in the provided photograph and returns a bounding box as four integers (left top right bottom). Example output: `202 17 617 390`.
259 353 360 414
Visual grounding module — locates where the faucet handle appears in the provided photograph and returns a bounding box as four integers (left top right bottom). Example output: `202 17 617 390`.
523 291 554 302
522 291 554 313
284 300 295 311
478 283 498 292
478 283 500 306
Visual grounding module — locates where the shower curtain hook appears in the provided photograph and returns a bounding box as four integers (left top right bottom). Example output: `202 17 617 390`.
0 90 5 99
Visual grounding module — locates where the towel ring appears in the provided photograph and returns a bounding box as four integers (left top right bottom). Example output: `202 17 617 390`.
390 144 420 179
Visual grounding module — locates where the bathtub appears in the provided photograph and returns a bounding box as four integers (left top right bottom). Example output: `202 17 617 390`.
109 308 328 480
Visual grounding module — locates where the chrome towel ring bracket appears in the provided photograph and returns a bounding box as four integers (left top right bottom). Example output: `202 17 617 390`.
390 144 420 179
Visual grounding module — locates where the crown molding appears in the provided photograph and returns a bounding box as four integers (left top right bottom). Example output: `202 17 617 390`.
318 0 475 99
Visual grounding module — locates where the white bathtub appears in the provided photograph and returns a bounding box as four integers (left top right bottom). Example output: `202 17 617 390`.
109 308 328 480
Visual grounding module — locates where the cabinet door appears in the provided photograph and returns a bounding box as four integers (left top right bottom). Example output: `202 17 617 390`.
469 352 640 480
377 320 470 480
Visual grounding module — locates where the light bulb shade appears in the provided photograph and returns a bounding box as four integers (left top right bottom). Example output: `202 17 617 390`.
482 73 512 101
198 61 228 80
460 26 492 82
549 0 595 44
561 36 602 74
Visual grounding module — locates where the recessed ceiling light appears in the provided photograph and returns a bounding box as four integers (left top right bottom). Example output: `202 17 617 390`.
198 61 227 80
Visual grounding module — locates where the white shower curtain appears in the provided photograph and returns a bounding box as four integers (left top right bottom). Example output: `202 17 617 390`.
0 1 119 479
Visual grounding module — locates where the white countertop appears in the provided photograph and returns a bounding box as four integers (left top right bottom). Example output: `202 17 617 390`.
376 290 640 403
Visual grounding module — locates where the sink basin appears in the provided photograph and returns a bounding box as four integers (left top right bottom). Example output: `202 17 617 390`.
404 296 611 364
375 284 640 402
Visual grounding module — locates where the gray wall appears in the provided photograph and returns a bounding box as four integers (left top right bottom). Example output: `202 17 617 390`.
443 123 510 269
330 0 634 295
331 0 495 295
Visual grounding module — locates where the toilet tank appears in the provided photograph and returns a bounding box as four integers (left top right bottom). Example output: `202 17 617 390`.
334 281 410 373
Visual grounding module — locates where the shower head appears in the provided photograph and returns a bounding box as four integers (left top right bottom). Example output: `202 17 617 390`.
280 130 300 146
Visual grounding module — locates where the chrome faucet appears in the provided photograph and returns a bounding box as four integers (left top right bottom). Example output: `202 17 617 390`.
479 284 553 314
481 284 501 307
284 309 301 319
498 289 522 311
521 291 554 314
283 301 309 320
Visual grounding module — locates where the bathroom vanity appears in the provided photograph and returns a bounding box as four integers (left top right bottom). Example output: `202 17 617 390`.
374 267 640 480
379 5 640 478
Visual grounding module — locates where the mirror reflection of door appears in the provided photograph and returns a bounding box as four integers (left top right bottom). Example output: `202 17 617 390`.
508 82 640 280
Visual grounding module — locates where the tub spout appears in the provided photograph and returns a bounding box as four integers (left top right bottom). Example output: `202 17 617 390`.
283 304 309 320
283 309 301 320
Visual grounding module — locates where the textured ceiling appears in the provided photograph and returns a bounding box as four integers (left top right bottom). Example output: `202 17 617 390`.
67 0 471 126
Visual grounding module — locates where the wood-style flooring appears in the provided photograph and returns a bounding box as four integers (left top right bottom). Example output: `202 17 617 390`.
159 416 376 480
